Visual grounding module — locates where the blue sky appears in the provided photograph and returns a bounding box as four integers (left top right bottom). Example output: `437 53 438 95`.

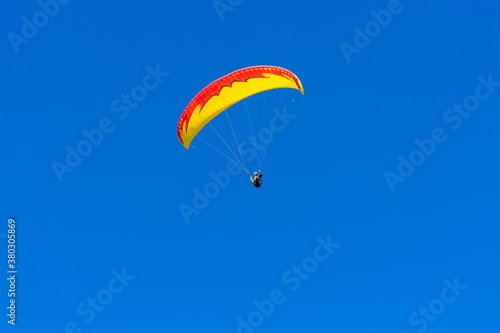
2 0 499 332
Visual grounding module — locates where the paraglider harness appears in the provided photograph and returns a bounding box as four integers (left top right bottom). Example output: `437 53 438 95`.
250 170 263 188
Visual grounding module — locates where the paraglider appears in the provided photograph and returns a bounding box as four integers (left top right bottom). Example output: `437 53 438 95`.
250 170 263 188
177 65 303 187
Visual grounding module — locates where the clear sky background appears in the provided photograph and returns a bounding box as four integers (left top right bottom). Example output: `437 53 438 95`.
2 0 499 332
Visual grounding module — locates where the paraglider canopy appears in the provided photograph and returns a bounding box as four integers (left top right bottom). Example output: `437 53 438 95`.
177 65 304 149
